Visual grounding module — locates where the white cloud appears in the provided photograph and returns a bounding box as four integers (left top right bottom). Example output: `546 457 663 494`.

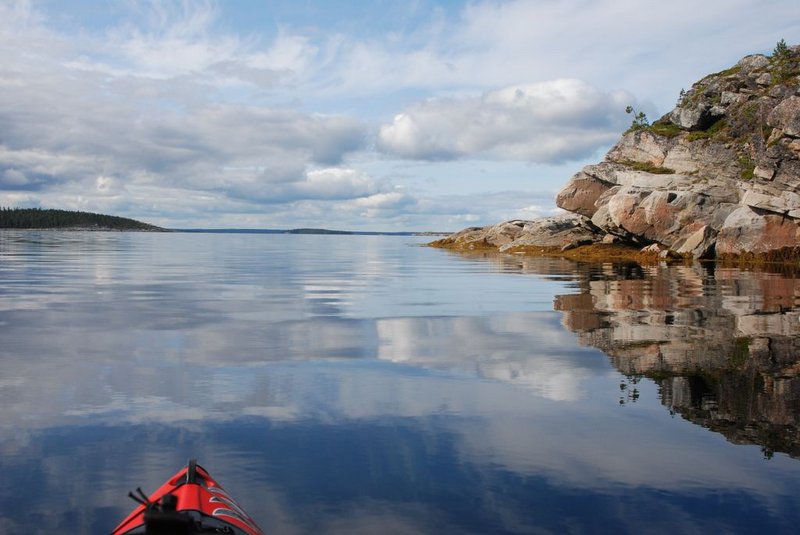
94 175 123 197
204 166 390 207
348 191 418 220
1 0 798 229
223 166 385 204
249 31 318 73
353 191 414 209
0 4 369 213
302 0 800 111
107 0 234 78
301 168 377 198
378 80 631 162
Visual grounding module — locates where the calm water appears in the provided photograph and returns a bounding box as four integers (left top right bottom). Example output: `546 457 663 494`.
1 231 799 534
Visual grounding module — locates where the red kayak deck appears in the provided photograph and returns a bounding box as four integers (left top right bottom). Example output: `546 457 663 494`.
112 460 264 535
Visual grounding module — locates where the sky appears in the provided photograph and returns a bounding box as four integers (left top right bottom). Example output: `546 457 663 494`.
0 0 797 231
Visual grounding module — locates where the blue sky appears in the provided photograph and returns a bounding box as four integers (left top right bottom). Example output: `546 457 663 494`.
0 0 797 230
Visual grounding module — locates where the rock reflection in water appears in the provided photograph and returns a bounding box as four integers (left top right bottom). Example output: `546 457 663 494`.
468 253 800 459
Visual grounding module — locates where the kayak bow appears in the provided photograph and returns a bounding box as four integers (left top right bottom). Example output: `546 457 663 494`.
111 459 264 535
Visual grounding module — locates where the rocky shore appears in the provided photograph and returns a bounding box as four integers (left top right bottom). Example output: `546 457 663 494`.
433 44 800 263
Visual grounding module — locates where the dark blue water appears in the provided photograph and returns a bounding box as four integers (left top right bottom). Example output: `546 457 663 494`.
1 231 799 534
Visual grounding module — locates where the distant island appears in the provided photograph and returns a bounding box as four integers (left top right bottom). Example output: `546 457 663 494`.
0 207 166 231
177 228 448 236
0 208 446 235
287 228 448 236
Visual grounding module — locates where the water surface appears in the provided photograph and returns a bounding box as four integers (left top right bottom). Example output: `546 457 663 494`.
1 231 799 534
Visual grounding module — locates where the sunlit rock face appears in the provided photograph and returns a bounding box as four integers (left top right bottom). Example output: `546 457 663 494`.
555 46 800 258
553 262 800 457
438 46 800 258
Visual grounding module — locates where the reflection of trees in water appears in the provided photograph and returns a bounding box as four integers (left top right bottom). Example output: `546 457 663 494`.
618 375 641 405
463 253 800 459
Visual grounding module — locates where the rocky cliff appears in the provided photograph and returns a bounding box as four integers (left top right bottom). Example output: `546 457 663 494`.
435 44 800 260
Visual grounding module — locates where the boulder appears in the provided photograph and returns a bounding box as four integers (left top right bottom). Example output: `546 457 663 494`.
669 102 726 131
767 96 800 137
605 130 668 165
741 188 800 218
737 54 770 72
756 73 773 86
554 171 612 218
675 225 718 258
498 216 600 251
717 207 800 255
431 215 600 252
434 220 527 250
640 243 676 259
596 187 734 249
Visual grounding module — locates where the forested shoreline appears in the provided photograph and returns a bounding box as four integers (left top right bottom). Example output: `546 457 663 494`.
0 208 165 231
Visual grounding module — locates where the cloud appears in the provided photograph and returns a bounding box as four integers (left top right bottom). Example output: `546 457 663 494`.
2 1 604 227
377 80 631 163
353 191 415 210
223 167 384 204
306 0 800 108
3 0 797 229
301 168 378 198
0 2 369 214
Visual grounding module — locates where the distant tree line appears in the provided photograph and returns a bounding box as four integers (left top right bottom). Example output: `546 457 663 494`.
0 207 164 231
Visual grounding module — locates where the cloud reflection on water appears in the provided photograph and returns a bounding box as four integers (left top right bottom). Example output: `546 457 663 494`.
2 233 800 533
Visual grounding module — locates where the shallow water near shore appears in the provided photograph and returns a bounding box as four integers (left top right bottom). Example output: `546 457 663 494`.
1 231 799 534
